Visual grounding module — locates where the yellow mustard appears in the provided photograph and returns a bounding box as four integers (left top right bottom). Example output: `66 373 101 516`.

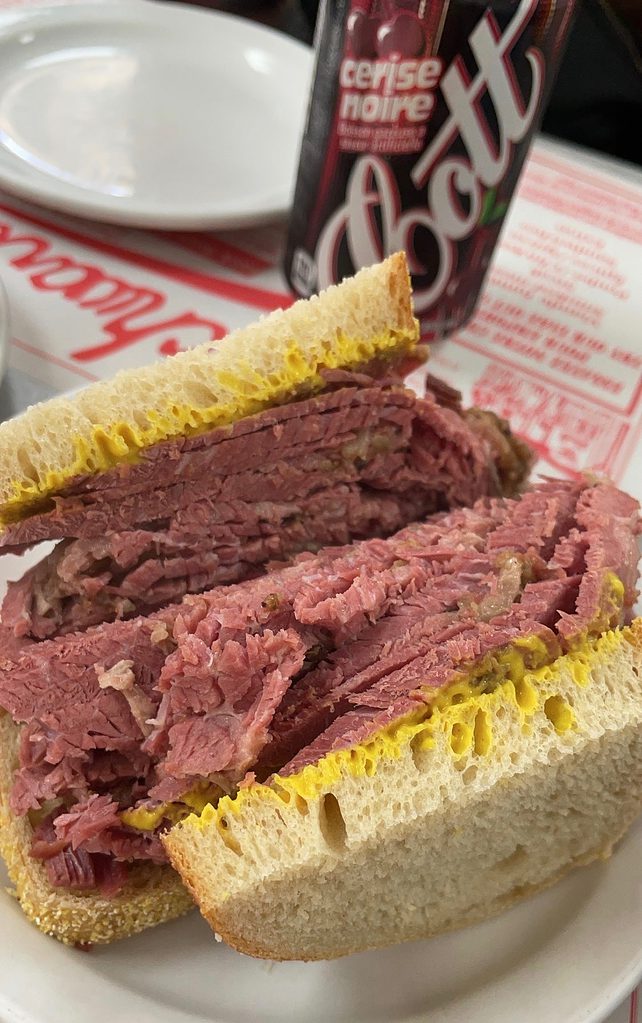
121 782 221 831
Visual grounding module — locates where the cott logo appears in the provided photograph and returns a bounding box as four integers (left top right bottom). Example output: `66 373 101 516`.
316 0 545 313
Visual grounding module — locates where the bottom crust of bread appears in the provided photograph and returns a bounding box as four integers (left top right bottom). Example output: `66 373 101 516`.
166 622 642 960
0 712 193 945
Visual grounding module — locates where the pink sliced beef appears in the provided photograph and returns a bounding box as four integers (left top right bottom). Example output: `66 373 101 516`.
0 478 638 895
0 374 532 640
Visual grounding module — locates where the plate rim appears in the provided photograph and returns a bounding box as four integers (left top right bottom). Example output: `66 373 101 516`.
0 0 313 229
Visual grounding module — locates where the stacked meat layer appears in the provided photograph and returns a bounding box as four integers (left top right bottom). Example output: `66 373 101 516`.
0 373 529 641
0 477 638 895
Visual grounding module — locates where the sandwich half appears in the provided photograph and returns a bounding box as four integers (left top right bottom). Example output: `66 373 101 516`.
167 619 642 959
163 481 642 959
1 474 640 951
0 254 534 944
0 254 529 643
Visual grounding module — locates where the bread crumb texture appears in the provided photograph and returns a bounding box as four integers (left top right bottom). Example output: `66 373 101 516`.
165 621 642 959
0 254 417 522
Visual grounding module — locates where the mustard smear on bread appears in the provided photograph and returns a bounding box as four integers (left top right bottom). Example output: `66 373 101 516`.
1 331 416 525
121 782 221 832
186 625 627 833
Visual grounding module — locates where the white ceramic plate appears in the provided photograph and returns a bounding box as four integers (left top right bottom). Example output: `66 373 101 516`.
0 1 313 228
0 545 640 1022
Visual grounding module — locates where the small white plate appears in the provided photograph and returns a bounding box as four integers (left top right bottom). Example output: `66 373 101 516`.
0 1 313 229
0 540 640 1022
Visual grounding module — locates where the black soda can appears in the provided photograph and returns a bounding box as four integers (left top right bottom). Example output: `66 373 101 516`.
284 0 577 338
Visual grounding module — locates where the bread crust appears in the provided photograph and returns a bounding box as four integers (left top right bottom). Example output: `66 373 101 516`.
0 712 193 944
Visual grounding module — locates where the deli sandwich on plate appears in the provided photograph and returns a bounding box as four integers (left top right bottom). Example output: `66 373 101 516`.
0 253 640 960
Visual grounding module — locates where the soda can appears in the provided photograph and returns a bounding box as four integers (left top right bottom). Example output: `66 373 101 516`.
285 0 577 338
